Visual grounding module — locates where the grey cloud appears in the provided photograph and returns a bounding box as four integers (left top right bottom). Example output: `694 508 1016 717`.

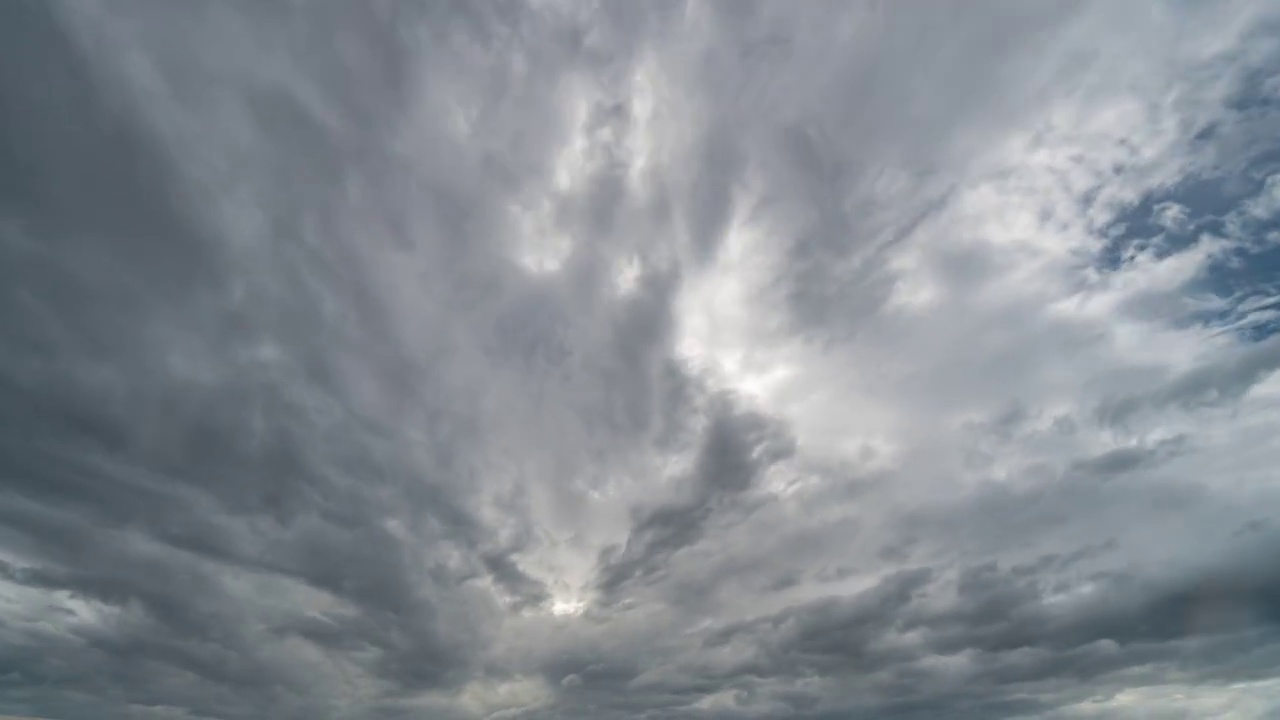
1067 435 1188 479
5 1 1280 719
595 399 794 598
481 550 551 611
0 3 498 717
680 547 1280 719
1098 335 1280 425
1 0 697 715
685 129 743 265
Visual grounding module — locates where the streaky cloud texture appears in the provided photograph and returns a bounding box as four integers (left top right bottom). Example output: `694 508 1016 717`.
2 1 1280 718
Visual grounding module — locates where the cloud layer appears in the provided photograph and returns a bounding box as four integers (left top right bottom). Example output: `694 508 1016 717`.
2 1 1280 718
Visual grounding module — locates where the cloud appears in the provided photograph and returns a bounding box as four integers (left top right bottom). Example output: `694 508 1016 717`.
595 397 795 598
3 1 1280 718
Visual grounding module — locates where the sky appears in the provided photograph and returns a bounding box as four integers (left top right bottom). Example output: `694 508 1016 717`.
2 1 1280 718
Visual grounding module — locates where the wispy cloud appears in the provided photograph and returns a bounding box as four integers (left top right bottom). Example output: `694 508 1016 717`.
2 1 1280 718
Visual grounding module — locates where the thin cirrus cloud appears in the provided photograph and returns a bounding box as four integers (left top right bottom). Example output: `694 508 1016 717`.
1 1 1279 719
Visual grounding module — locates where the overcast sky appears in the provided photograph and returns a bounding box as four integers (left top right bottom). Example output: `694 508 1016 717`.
3 1 1280 718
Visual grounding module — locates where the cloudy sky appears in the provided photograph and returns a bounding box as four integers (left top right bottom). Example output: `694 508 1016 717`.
3 1 1280 718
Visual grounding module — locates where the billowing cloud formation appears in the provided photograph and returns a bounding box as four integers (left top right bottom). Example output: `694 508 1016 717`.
3 1 1280 718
